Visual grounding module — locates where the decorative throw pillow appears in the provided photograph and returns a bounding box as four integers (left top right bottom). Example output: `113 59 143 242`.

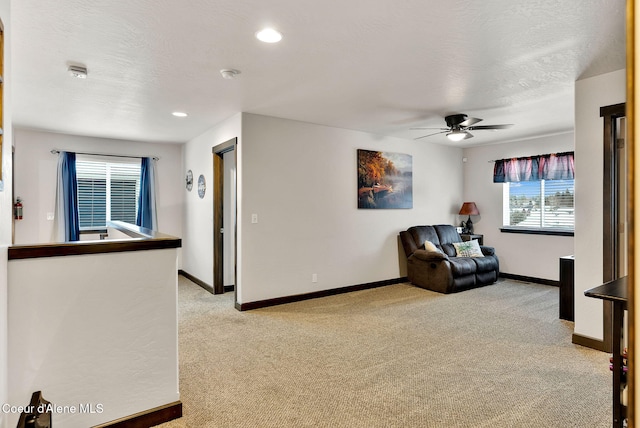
424 240 440 252
452 240 484 258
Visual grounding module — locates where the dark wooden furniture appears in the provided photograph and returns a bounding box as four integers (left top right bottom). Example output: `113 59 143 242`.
584 277 627 428
460 233 483 245
8 221 181 260
17 391 51 428
559 256 574 321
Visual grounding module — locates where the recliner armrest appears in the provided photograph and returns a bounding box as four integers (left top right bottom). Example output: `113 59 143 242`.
480 246 496 257
411 249 448 262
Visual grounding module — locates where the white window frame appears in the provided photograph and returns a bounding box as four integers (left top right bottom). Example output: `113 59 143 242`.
76 155 141 230
502 179 575 235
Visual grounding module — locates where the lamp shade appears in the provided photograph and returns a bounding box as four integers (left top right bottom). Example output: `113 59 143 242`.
459 202 479 216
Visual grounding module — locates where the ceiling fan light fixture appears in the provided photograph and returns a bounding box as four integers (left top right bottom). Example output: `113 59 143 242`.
446 130 468 142
413 114 512 141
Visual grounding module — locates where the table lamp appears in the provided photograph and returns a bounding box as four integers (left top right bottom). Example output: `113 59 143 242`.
459 202 479 234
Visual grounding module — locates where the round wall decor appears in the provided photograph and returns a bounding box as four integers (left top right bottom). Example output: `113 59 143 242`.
197 174 206 198
186 170 193 191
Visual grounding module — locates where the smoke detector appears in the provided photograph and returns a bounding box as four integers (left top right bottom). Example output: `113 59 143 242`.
220 69 240 79
68 65 88 79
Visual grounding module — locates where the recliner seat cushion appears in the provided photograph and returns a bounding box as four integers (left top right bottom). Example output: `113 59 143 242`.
472 256 499 273
476 270 498 284
448 257 477 277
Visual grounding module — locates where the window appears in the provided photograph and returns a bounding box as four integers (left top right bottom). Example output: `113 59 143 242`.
76 156 141 229
503 179 574 232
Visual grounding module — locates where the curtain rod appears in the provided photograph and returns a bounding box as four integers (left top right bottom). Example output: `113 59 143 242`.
51 149 159 161
487 151 574 163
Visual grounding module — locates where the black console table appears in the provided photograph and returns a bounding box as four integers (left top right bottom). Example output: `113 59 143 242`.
584 277 627 428
559 256 574 321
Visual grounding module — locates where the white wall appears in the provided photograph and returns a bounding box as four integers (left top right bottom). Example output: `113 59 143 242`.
7 248 179 428
0 0 12 425
462 133 575 280
574 68 626 341
238 113 464 304
182 113 241 287
12 129 183 247
0 0 11 245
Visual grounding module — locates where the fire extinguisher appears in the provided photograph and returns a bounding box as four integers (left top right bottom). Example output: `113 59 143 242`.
14 197 23 220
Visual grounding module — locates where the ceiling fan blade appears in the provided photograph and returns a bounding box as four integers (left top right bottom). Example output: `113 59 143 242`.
467 124 513 130
458 117 482 127
463 132 474 140
414 130 448 140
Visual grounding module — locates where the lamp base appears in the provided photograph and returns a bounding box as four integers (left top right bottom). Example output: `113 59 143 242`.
465 216 474 234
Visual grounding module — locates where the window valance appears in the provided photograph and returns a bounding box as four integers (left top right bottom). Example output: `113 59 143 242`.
493 151 574 183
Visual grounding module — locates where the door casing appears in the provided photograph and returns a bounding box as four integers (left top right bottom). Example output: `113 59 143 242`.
213 138 237 295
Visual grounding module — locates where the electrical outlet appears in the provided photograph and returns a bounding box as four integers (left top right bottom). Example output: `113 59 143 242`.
251 214 258 224
46 212 54 221
312 273 318 283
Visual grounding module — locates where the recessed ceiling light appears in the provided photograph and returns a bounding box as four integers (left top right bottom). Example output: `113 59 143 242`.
172 112 188 117
256 28 283 43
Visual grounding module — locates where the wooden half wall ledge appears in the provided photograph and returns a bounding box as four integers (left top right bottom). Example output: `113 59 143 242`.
92 401 182 428
8 221 181 260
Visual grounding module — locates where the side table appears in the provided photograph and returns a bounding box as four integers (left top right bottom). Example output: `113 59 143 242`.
460 233 483 245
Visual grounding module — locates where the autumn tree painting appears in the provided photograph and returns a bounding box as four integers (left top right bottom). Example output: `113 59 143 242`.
357 149 412 209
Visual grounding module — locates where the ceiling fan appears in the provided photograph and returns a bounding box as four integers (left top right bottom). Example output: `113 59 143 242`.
411 114 513 142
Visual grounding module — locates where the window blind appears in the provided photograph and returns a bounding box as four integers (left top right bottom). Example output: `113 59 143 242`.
109 163 141 224
541 179 574 229
76 157 140 228
506 179 574 230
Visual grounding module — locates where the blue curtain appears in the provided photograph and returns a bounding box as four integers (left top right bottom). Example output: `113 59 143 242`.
136 157 158 230
54 151 80 241
493 152 574 183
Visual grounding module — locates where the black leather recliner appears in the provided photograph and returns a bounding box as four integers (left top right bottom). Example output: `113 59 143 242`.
399 224 499 293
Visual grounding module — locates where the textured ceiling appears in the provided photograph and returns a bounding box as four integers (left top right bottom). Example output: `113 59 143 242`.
12 0 626 146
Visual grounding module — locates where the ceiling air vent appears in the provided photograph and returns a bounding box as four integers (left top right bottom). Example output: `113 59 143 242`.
68 65 88 79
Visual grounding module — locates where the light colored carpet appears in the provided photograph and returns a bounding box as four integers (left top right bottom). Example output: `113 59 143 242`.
159 278 612 427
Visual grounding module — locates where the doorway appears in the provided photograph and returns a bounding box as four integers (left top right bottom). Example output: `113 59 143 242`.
213 138 237 295
602 102 626 352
